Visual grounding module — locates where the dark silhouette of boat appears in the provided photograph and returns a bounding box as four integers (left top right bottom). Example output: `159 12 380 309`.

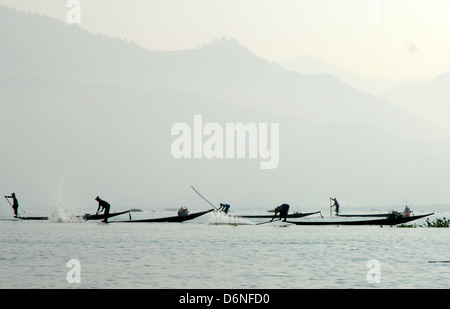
114 209 214 223
16 216 48 221
287 213 433 226
82 210 131 221
240 211 322 219
336 213 390 217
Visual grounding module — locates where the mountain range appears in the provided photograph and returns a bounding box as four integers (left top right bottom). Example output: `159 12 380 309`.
381 71 450 131
1 6 450 212
280 55 426 95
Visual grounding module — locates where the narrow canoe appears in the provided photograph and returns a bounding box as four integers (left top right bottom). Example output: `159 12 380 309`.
17 216 49 221
83 210 131 221
240 211 322 219
115 209 214 223
287 213 433 226
336 213 390 218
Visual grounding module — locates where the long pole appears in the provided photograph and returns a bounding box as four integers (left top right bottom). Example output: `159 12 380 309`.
256 218 281 225
4 196 13 207
191 186 219 211
4 196 18 217
330 197 332 217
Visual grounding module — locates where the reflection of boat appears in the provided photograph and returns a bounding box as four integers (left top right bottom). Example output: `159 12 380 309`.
82 210 131 221
240 211 322 219
115 209 214 223
287 213 433 226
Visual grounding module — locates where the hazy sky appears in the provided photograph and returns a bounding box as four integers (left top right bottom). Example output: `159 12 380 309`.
2 0 450 80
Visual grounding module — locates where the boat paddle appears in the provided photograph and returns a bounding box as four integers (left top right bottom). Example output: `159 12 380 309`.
4 196 20 218
256 218 281 225
329 197 332 217
4 196 13 208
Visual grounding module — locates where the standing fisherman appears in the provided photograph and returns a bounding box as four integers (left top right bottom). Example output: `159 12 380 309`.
4 193 19 218
330 197 340 216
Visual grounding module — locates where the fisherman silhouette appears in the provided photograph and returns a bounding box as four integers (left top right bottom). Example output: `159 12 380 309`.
178 206 189 217
95 196 111 223
218 203 230 214
402 205 412 217
4 193 19 218
271 203 290 222
330 198 340 215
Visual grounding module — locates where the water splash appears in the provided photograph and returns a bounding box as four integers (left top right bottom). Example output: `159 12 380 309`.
50 206 84 223
209 211 254 225
47 177 84 223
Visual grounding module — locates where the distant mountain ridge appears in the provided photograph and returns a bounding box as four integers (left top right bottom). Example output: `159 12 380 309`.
0 6 446 142
381 70 450 131
280 55 426 95
2 6 450 209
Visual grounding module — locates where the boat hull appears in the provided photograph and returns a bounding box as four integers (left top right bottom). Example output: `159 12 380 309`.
18 216 49 221
116 209 214 223
83 210 131 221
336 213 390 218
287 213 433 226
241 211 321 219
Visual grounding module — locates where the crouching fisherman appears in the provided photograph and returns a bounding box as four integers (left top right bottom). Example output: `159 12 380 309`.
402 205 412 217
218 203 230 214
271 203 290 222
95 196 111 223
178 207 189 217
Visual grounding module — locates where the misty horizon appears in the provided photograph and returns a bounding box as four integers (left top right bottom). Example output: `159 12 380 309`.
1 5 450 216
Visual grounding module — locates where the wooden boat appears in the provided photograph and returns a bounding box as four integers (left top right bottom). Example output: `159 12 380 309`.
115 209 214 223
336 213 390 218
82 210 131 221
240 211 322 219
287 213 433 226
16 216 49 221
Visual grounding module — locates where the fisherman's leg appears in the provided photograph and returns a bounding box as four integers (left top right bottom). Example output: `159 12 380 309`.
102 207 110 223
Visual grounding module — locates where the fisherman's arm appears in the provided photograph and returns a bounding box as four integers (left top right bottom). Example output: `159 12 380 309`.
270 211 278 222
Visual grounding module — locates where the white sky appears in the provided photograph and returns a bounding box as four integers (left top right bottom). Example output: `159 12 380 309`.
1 0 450 80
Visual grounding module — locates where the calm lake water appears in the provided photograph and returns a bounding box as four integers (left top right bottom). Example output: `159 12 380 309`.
0 209 448 289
